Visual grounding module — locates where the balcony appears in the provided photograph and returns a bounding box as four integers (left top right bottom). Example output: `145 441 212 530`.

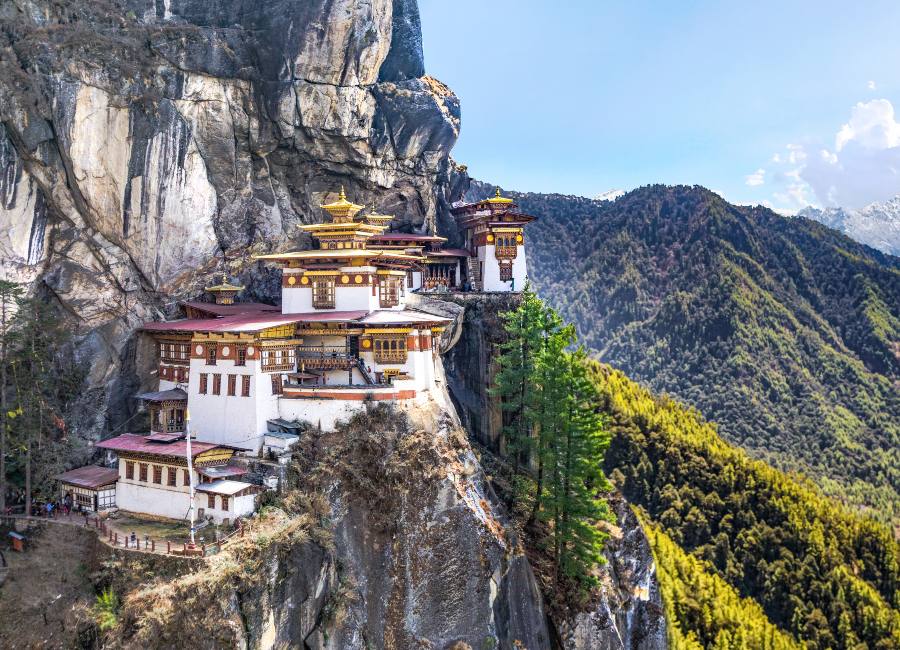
494 245 517 259
374 350 407 364
296 345 354 370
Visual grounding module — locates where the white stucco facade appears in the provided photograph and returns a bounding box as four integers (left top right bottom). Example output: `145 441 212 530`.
477 243 528 292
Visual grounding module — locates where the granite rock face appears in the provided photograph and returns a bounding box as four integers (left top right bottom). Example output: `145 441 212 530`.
0 0 460 435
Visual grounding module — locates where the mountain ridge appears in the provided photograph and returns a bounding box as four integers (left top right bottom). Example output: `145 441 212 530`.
465 180 900 524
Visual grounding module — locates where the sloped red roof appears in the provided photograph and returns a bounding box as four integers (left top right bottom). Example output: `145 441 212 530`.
370 233 446 242
54 465 119 489
181 301 280 317
96 433 247 458
141 310 369 334
427 248 471 258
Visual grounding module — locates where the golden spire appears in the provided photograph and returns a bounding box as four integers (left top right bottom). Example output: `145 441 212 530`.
321 186 364 222
486 187 514 205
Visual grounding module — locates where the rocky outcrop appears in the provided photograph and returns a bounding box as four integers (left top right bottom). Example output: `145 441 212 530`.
558 496 667 650
108 406 552 649
0 0 460 436
423 292 668 650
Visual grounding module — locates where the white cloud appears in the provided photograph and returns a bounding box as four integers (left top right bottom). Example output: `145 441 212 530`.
803 99 900 208
760 99 900 210
745 168 765 186
867 80 877 90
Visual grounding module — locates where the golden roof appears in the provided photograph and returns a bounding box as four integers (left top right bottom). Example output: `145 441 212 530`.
320 186 364 222
205 273 244 293
363 205 395 226
485 187 514 205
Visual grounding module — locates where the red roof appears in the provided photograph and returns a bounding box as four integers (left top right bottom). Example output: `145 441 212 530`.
141 310 369 334
428 248 471 258
55 465 119 489
370 233 446 242
96 433 246 458
181 301 280 317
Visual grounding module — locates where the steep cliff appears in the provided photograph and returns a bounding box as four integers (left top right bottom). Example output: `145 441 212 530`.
413 293 668 650
90 406 551 649
0 0 460 437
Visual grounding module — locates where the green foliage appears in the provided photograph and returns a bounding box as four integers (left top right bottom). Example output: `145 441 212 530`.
93 588 119 632
590 361 900 649
646 519 803 650
493 289 611 589
488 183 900 524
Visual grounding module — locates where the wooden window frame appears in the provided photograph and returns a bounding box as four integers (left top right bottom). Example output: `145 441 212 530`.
312 278 336 309
206 344 217 366
207 493 215 509
199 373 208 394
236 346 247 366
139 463 148 482
227 374 237 396
125 461 134 480
221 495 229 511
167 467 177 486
378 277 401 308
153 465 162 484
271 374 283 395
212 373 222 396
373 336 407 363
241 375 251 397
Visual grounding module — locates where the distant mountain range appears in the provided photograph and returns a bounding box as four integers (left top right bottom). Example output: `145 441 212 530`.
594 188 626 202
798 196 900 257
466 181 900 525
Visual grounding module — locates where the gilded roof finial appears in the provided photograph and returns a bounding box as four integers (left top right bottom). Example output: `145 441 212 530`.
495 187 502 198
339 186 347 201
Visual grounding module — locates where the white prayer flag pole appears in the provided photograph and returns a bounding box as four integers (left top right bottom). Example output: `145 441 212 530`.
185 409 196 546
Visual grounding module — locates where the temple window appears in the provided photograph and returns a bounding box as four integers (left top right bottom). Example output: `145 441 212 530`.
212 374 222 395
183 469 190 485
208 493 215 509
242 375 251 397
125 462 134 480
261 346 295 372
139 464 148 482
499 262 514 281
271 374 283 395
153 466 162 484
221 495 229 511
312 278 336 309
236 346 247 366
379 277 401 307
199 373 208 394
228 374 237 396
206 344 217 365
373 337 407 363
167 468 177 486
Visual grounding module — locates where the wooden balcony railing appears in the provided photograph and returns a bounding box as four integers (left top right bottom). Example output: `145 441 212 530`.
494 245 518 259
374 350 407 364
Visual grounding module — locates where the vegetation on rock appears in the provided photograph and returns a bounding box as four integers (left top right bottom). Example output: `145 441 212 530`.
593 362 900 649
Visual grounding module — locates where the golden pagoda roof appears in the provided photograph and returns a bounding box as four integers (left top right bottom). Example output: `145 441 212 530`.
320 187 364 222
205 274 244 293
485 187 514 205
363 206 395 226
299 222 387 236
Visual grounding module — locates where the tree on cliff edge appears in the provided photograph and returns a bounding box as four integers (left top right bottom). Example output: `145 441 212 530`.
495 288 612 589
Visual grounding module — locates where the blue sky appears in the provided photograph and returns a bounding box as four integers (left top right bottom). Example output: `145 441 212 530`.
419 0 900 211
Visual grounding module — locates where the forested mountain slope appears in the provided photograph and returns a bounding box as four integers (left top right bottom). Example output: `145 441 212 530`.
592 362 900 649
466 182 900 523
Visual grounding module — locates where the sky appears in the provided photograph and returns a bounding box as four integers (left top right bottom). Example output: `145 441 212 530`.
418 0 900 212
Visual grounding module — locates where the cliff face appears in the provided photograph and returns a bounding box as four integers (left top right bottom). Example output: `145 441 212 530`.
413 293 668 650
100 406 551 650
0 0 460 435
